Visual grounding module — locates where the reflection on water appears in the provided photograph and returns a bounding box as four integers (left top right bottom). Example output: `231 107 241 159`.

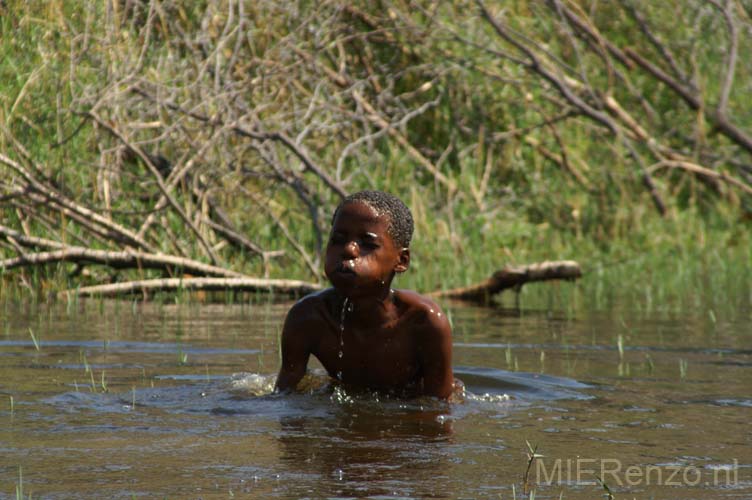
0 298 750 498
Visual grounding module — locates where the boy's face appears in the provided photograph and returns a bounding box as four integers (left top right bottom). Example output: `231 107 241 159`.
324 201 409 297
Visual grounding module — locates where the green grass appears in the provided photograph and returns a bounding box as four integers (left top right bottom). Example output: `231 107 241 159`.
27 328 39 351
0 1 750 312
15 465 29 500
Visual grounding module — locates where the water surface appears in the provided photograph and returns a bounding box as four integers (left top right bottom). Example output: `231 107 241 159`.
0 296 750 498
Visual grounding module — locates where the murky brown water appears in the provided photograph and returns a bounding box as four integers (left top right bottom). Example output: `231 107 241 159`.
1 294 750 499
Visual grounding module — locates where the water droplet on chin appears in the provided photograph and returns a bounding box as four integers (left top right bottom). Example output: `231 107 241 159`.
338 350 343 359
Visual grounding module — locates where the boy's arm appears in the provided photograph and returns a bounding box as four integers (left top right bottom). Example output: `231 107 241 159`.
418 305 454 399
275 302 315 392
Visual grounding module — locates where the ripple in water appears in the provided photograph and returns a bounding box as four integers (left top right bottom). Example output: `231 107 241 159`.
454 366 592 402
43 366 590 420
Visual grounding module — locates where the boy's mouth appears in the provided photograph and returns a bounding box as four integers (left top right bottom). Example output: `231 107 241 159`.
336 260 357 275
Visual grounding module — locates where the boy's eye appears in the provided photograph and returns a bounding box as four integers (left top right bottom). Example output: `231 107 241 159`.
329 234 346 244
328 232 380 250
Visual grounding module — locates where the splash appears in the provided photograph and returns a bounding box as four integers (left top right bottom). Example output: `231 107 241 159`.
464 392 513 403
231 370 333 396
330 384 356 405
230 373 277 396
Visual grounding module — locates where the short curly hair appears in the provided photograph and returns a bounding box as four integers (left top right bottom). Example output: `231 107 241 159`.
331 190 414 248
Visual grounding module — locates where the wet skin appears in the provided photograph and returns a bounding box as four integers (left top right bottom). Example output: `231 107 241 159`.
275 202 454 399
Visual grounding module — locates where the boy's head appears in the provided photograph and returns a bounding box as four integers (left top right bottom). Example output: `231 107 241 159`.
326 190 412 295
332 190 414 249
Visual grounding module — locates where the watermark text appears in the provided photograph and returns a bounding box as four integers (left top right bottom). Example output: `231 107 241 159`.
536 458 739 487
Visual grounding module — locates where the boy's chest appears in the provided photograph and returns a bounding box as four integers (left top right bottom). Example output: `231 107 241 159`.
313 326 420 389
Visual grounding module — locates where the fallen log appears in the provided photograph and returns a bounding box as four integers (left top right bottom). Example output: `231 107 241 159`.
60 277 323 299
0 246 246 278
430 260 582 302
0 224 580 301
0 223 66 251
58 261 580 300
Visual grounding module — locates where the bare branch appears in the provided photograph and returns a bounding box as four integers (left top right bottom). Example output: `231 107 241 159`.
88 111 220 264
476 1 667 215
647 160 752 196
231 125 348 198
201 216 284 263
352 90 456 192
60 277 322 299
476 0 618 135
0 245 246 278
708 0 740 116
0 224 66 251
135 125 225 240
0 152 155 252
620 0 689 82
241 186 322 280
132 86 348 199
624 46 752 153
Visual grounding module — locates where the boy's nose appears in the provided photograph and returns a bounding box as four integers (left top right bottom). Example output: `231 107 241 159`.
343 241 359 258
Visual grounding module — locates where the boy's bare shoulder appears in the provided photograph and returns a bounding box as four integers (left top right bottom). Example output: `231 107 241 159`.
283 288 338 330
395 289 451 333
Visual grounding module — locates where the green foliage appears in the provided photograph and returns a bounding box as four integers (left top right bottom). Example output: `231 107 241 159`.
0 0 750 305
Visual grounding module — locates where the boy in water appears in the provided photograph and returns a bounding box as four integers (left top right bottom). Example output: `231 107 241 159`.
275 190 454 399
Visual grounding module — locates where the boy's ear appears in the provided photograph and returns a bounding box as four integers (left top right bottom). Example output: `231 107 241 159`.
395 248 410 273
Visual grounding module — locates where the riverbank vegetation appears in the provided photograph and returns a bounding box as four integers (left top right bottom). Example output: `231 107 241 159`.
1 0 750 307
